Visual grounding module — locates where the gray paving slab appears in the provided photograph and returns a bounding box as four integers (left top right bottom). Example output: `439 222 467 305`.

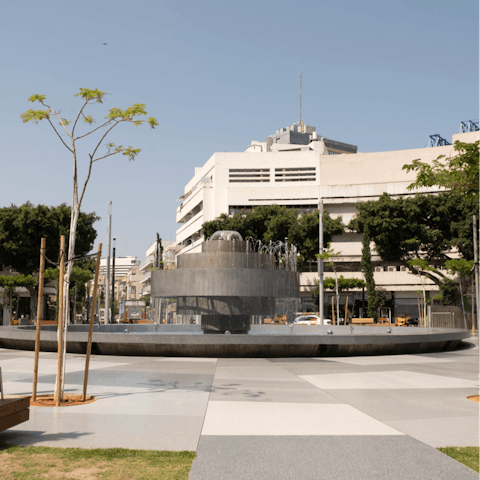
190 436 478 480
210 379 344 403
24 371 214 392
403 362 480 381
216 358 274 367
108 360 217 374
274 362 420 376
323 388 479 422
1 411 204 451
267 357 330 363
213 365 305 382
385 415 479 448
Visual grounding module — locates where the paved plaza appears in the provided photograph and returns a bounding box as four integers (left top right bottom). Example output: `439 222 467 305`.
0 338 478 479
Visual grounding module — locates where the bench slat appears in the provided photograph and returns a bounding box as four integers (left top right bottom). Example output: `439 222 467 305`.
0 408 29 432
0 397 31 419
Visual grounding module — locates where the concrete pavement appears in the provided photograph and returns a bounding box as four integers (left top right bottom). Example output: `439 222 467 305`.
0 338 478 479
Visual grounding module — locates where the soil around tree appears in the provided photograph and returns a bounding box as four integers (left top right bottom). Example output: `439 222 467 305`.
30 394 97 407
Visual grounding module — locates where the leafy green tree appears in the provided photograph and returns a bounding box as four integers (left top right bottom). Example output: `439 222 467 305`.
403 140 479 196
291 211 344 266
0 202 97 276
0 274 37 324
444 258 474 307
21 88 158 319
349 192 478 305
312 275 365 313
44 261 94 318
202 205 344 264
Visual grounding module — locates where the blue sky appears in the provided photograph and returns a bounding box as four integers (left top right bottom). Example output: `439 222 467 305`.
1 0 478 261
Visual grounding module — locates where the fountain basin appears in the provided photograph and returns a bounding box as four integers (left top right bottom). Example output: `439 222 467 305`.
0 325 470 357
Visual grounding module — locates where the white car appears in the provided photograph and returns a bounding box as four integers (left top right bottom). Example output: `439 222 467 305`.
293 315 332 326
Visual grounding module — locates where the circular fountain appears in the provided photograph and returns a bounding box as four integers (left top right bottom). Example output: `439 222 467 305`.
151 230 299 333
0 232 472 357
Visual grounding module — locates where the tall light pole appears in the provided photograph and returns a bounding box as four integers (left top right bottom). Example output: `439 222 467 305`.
318 198 324 321
111 237 116 323
473 216 479 334
105 201 112 324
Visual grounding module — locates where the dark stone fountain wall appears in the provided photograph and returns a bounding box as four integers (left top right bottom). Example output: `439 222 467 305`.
151 236 299 333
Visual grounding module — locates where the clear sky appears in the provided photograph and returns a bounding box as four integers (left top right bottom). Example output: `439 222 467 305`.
1 0 478 261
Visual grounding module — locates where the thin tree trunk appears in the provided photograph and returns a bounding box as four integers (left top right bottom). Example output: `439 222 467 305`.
459 277 467 329
55 236 66 406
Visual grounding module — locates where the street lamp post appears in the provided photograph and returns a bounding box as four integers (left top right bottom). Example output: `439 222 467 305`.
105 201 112 324
474 216 479 334
318 198 324 321
111 237 116 323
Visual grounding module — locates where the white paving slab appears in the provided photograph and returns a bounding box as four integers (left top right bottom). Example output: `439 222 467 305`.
300 371 479 390
201 401 404 436
316 354 462 366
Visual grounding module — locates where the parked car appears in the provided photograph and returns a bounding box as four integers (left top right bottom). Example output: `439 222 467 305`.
293 315 332 326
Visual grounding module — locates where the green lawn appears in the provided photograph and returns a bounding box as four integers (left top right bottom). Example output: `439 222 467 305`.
0 443 196 480
438 447 479 472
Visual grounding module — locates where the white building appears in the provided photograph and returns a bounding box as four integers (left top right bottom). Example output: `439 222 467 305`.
175 122 479 317
139 240 175 298
116 266 140 302
99 256 141 278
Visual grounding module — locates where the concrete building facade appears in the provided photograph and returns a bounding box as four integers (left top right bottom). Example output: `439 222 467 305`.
175 123 479 318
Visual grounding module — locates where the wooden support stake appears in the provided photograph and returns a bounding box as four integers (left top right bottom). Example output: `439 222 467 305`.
472 275 476 334
82 244 102 402
331 296 335 325
55 235 65 406
32 238 46 401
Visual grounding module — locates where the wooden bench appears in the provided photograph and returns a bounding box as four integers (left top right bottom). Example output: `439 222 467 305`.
0 368 30 432
351 318 375 325
0 397 30 432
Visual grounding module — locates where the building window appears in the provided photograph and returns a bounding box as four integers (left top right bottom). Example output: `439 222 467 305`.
274 167 316 182
229 168 270 183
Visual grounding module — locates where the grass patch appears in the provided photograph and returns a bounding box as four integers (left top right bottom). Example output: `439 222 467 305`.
438 447 479 472
0 443 196 480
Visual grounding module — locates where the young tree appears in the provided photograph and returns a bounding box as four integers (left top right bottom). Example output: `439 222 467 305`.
317 247 342 321
0 274 37 324
322 276 366 322
21 89 158 319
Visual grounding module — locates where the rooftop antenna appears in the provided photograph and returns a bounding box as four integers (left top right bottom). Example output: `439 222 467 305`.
299 72 302 124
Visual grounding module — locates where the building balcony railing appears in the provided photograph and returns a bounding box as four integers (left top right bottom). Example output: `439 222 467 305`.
176 209 203 237
140 255 154 272
139 271 151 284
